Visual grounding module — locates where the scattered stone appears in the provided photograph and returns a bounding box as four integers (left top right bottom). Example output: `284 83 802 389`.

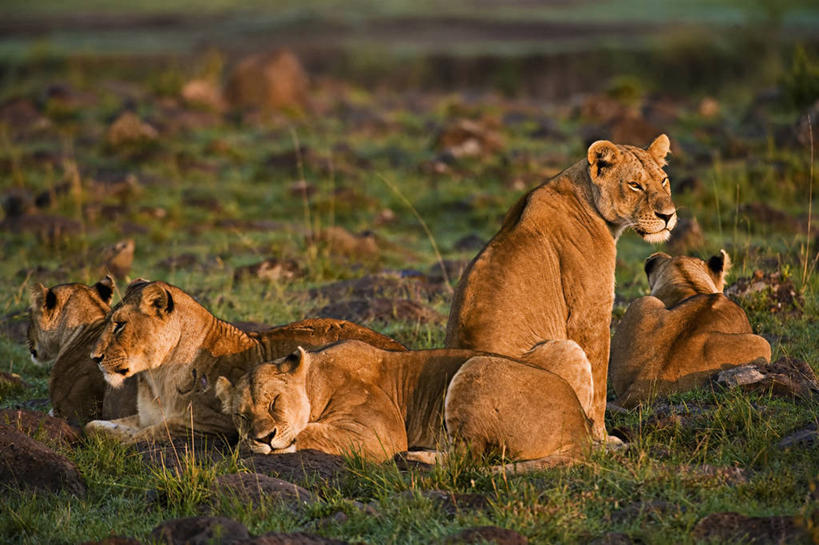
433 119 504 158
107 112 158 148
715 364 767 388
181 79 226 111
211 473 315 510
151 516 249 545
589 533 635 545
312 297 444 325
225 50 309 112
235 533 350 545
666 216 704 253
310 227 379 259
778 424 818 448
445 526 527 545
0 424 86 496
233 258 301 283
692 512 808 544
0 409 81 448
243 449 347 489
99 239 135 280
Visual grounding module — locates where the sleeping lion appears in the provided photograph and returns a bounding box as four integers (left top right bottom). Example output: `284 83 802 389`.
609 250 772 407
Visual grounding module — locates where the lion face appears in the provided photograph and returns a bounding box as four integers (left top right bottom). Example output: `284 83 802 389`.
587 134 677 243
27 276 114 367
91 280 177 388
215 348 311 455
644 249 731 307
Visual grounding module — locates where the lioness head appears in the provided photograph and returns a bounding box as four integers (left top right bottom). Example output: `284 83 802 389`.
215 347 311 455
27 276 115 367
587 134 676 243
91 279 178 388
644 249 731 307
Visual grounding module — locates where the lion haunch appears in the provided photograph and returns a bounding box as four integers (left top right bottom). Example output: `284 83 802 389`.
446 135 676 440
609 250 772 407
216 339 592 465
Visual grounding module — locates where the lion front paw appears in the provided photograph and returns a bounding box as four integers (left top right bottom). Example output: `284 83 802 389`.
85 419 139 442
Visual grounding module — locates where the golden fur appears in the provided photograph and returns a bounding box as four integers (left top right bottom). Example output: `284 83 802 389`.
84 280 405 443
27 276 137 424
609 251 772 407
216 340 591 465
446 135 676 439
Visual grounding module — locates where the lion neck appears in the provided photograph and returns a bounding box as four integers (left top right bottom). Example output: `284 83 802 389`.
651 277 719 308
159 289 263 372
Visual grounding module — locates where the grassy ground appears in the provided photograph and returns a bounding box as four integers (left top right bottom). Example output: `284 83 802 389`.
1 6 818 544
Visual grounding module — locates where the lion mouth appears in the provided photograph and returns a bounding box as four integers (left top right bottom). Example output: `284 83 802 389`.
634 226 671 243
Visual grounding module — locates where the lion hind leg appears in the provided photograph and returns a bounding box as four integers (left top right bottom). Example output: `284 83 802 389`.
524 339 593 416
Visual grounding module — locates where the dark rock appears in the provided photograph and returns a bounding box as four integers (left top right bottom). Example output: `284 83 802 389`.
312 298 444 325
713 357 818 399
211 473 315 510
151 516 249 545
0 423 86 496
0 409 82 448
666 216 705 253
726 270 803 315
243 450 347 489
234 258 301 283
235 533 350 545
778 424 818 448
445 526 528 545
692 512 808 544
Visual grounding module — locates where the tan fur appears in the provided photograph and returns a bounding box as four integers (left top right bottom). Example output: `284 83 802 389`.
446 135 676 440
84 280 405 443
216 340 591 464
27 276 137 424
610 251 772 407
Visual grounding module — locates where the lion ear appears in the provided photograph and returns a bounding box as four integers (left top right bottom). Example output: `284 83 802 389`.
707 249 732 291
279 346 309 376
644 252 671 285
587 140 620 177
29 283 48 310
215 376 234 414
139 283 174 316
648 134 671 166
93 275 116 305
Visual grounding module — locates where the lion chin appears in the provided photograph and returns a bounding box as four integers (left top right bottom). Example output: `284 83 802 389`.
640 229 672 244
102 370 128 389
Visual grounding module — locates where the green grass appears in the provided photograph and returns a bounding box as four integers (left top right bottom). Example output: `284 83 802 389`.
0 23 818 544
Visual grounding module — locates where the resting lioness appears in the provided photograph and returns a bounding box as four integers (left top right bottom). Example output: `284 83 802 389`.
609 250 772 407
27 276 137 424
215 339 591 465
85 280 405 443
446 135 676 440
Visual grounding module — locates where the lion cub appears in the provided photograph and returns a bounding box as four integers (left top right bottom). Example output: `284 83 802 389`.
216 339 592 467
609 250 771 407
28 276 137 424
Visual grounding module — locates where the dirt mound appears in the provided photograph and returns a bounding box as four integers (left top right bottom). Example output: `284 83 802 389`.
234 258 301 283
151 516 249 545
243 449 347 489
308 272 446 303
313 297 444 325
210 473 315 510
714 357 818 399
0 409 81 448
433 118 504 158
236 533 351 545
692 512 808 544
726 270 803 315
225 50 309 112
181 79 226 112
0 423 86 496
107 112 158 148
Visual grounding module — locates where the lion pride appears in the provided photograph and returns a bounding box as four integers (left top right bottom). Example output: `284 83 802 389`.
446 135 676 440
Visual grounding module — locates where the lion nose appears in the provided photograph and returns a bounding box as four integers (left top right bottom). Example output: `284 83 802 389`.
655 210 675 226
258 429 277 446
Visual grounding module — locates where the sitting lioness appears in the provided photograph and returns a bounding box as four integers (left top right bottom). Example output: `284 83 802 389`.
85 280 405 443
215 339 592 467
446 135 676 440
609 250 772 407
27 276 137 424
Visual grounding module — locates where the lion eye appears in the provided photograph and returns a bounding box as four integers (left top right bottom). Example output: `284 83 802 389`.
627 182 643 192
268 395 280 414
113 321 126 334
